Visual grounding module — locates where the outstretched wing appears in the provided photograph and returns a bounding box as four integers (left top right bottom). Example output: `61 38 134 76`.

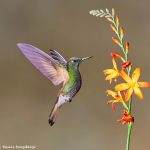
50 49 67 68
17 43 69 86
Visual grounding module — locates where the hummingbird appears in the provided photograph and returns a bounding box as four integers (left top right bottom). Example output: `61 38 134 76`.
17 43 92 126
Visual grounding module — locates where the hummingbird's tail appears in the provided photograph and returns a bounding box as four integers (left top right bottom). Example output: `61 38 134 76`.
48 94 71 126
48 103 60 126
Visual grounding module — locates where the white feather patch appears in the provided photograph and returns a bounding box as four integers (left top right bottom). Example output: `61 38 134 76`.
57 95 71 107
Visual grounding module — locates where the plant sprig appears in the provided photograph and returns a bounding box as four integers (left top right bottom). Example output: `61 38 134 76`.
89 8 150 150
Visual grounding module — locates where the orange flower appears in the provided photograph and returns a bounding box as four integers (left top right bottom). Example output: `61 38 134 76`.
111 52 125 62
106 90 125 111
103 58 120 83
117 110 134 124
111 52 122 59
115 68 150 101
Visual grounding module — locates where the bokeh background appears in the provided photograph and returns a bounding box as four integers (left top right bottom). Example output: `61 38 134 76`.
0 0 150 150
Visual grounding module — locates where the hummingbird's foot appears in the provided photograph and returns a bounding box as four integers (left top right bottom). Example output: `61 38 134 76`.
48 118 55 126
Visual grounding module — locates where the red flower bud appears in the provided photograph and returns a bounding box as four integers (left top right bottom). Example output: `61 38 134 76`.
122 61 132 69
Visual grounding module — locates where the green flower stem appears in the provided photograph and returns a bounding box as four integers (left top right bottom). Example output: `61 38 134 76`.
128 96 132 113
122 101 129 111
126 95 133 150
126 122 133 150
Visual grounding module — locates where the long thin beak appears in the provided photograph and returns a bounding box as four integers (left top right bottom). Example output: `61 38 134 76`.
81 56 93 61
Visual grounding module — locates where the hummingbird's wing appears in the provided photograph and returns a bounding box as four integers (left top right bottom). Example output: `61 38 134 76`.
50 49 67 68
17 43 69 86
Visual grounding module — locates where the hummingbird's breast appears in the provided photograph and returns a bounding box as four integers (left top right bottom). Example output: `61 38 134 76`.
62 70 82 99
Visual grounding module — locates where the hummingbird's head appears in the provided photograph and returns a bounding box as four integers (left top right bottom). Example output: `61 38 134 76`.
68 56 93 68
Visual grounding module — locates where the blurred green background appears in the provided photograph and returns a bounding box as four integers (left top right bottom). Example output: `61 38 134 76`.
0 0 150 149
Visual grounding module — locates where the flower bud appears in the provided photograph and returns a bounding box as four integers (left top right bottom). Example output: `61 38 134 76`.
111 52 122 59
125 42 129 51
116 16 120 25
110 24 116 33
120 27 124 38
122 61 131 69
112 37 121 47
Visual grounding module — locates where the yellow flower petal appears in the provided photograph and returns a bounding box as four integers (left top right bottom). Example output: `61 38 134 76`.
103 69 114 75
120 70 132 83
115 83 130 91
132 68 140 83
134 87 143 99
107 100 115 104
106 90 116 98
138 82 150 88
125 88 133 101
112 58 117 70
105 72 118 80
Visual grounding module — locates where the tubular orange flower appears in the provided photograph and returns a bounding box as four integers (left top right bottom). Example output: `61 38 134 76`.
106 90 125 111
117 110 134 124
115 68 150 101
111 52 125 62
103 58 120 83
111 52 122 59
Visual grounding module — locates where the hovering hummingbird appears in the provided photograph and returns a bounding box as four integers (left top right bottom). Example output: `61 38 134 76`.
17 43 92 126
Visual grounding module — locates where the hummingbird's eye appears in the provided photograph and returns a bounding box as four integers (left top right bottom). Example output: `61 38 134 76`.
73 60 78 63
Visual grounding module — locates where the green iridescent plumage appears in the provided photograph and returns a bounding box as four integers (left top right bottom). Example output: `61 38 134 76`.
63 59 81 94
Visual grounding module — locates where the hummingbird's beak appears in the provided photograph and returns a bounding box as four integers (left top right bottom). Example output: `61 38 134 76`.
81 56 93 61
